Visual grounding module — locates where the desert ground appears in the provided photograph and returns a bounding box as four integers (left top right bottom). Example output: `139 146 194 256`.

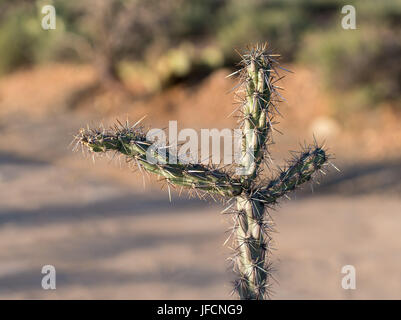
0 64 400 299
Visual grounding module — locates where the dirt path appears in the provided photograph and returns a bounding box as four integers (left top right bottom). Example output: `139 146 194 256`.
1 161 400 299
0 65 400 299
0 129 400 299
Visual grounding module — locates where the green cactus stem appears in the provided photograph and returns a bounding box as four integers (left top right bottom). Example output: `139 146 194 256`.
77 126 242 197
232 44 277 299
231 44 329 300
74 43 332 300
255 147 328 205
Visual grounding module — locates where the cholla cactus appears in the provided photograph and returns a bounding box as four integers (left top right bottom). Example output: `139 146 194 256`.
74 43 331 300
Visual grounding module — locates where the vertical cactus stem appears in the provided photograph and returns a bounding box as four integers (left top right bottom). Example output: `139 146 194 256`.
240 47 274 184
235 195 268 300
234 44 278 299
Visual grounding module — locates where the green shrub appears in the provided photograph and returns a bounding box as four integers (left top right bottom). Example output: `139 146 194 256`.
0 2 65 75
299 24 401 109
297 0 401 111
0 7 37 74
216 0 345 63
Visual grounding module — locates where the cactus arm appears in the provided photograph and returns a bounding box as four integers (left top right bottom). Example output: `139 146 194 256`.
77 127 242 197
255 147 328 205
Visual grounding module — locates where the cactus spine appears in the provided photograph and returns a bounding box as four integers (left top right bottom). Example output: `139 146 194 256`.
75 43 330 300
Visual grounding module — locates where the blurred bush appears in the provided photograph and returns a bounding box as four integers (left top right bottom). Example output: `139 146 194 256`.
217 0 313 62
298 0 401 110
118 43 224 92
0 8 34 74
0 1 66 74
0 0 399 108
0 0 341 75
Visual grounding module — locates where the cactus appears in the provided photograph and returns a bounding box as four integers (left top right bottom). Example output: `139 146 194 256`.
74 43 332 300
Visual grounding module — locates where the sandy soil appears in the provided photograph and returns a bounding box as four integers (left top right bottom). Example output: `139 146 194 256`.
0 64 400 299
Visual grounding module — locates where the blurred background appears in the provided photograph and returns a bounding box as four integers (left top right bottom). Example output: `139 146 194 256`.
0 0 400 299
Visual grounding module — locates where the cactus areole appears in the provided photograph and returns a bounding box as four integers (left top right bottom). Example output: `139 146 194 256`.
75 43 331 300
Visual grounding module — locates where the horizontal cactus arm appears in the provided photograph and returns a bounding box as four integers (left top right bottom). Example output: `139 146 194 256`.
76 127 243 197
254 147 328 205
